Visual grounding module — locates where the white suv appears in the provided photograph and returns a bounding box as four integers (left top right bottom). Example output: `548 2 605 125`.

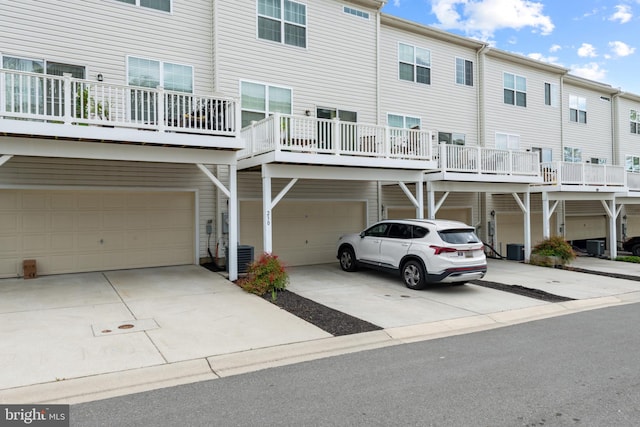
336 219 487 289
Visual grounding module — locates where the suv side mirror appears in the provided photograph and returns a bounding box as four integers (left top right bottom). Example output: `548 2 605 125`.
359 231 365 238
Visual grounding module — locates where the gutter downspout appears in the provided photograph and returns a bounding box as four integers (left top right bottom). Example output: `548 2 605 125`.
212 0 218 91
476 44 490 147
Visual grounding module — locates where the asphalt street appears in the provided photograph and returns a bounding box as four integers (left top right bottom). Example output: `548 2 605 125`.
71 302 640 427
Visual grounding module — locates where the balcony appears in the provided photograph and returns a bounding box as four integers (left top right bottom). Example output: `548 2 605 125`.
426 144 541 183
238 114 436 170
538 162 626 189
0 69 241 150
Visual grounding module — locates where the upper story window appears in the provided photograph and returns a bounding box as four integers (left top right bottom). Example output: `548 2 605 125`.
455 58 473 86
590 157 606 165
438 132 465 145
544 82 559 107
563 147 582 163
343 6 369 19
258 0 307 48
503 73 526 107
240 81 292 127
388 113 420 129
626 155 640 172
631 110 640 134
115 0 170 13
127 57 192 92
495 132 520 150
398 43 431 85
569 95 587 123
532 147 552 163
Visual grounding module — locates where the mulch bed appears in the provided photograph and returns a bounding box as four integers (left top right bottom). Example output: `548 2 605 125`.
469 280 575 303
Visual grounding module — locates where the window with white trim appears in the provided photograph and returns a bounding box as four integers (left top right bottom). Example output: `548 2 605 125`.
240 81 292 127
631 110 640 134
532 147 552 163
115 0 171 12
455 58 473 86
626 155 640 172
569 95 587 123
398 43 431 85
544 82 558 107
438 132 465 145
503 72 526 107
495 132 520 150
258 0 306 48
563 147 582 163
590 157 606 164
388 113 420 129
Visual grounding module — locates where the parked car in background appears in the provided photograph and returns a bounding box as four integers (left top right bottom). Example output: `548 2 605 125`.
336 219 487 290
622 236 640 256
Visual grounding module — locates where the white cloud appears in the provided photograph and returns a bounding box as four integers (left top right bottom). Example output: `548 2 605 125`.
430 0 554 40
393 0 401 6
609 40 636 57
577 43 597 58
549 44 561 53
609 5 632 23
527 52 560 65
570 62 607 81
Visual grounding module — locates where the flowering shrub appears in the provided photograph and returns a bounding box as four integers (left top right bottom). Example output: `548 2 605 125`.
530 236 576 266
238 253 289 300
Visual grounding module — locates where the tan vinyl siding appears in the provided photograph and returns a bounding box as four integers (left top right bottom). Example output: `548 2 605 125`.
379 25 478 140
215 0 379 122
0 157 218 260
562 82 614 163
482 55 563 157
0 0 214 94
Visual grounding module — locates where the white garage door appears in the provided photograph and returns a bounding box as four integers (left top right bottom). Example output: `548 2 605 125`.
387 207 472 225
240 200 366 266
565 215 607 241
0 190 194 278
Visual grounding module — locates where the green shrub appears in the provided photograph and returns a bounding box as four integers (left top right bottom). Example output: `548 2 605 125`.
615 255 640 264
531 236 576 265
237 253 289 300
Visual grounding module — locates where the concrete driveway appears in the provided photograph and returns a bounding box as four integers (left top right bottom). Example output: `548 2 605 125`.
0 266 330 391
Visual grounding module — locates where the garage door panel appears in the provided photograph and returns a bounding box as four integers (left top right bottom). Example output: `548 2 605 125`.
566 216 606 241
240 200 366 267
0 190 195 277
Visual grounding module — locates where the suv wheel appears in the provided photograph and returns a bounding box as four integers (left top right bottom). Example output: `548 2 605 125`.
632 244 640 256
339 246 358 272
402 260 427 290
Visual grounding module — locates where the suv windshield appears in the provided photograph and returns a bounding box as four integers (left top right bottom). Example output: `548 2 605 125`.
438 228 480 244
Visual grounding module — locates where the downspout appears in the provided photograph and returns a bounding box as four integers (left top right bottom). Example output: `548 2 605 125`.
376 10 381 125
212 0 218 91
611 91 621 167
476 44 490 147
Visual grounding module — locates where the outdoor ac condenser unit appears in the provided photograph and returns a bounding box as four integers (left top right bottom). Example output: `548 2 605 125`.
586 240 605 257
225 245 255 274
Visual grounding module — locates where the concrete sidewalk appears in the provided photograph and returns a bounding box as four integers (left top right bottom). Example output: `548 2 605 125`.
1 258 640 405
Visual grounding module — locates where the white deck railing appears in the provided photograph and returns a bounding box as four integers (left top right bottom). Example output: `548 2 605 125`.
435 144 539 176
541 162 626 186
627 172 640 191
239 114 433 160
0 69 238 136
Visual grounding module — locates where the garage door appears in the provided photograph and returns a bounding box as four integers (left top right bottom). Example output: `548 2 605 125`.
387 207 472 225
496 212 557 251
0 190 194 278
240 200 366 266
565 215 607 241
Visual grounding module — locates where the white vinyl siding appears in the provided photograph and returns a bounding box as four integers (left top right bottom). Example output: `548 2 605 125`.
217 0 378 123
0 0 214 95
380 25 478 145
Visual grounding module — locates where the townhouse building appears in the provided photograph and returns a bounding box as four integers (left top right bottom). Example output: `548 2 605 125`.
2 0 640 280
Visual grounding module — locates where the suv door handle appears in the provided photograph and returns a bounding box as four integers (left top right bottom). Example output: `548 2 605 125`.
401 243 410 247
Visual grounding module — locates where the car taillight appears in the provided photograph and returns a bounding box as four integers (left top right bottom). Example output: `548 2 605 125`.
430 245 458 255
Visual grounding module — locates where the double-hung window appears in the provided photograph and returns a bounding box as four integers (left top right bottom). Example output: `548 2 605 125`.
127 56 193 123
388 113 420 129
504 73 527 107
544 82 558 107
631 110 640 134
240 81 292 127
258 0 306 48
495 132 520 150
626 155 640 173
115 0 171 12
398 43 431 85
563 147 582 163
569 95 587 123
438 132 466 145
455 58 473 86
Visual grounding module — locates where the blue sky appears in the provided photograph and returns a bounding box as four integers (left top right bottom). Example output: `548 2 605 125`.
382 0 640 95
